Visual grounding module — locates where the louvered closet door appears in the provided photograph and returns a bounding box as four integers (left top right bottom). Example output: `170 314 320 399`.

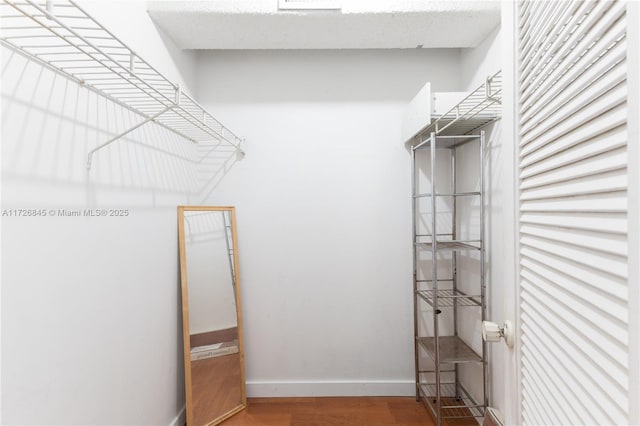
517 1 631 425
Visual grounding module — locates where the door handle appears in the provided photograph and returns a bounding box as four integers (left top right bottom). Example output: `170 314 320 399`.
482 320 514 348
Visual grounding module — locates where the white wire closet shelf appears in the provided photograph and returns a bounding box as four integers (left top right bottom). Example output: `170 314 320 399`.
416 70 502 143
0 0 244 169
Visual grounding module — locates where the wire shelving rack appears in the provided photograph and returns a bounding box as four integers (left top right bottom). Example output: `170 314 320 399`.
0 0 244 169
420 70 502 138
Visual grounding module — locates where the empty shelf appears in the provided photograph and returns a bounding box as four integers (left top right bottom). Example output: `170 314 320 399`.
415 70 501 140
0 0 244 169
413 192 481 198
417 289 481 308
417 336 482 363
417 240 481 252
418 382 485 419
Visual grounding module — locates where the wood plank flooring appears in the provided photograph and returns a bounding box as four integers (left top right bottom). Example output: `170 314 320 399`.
221 397 440 425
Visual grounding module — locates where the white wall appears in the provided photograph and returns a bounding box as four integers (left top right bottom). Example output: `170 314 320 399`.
194 49 462 396
460 26 502 91
1 1 199 424
459 20 518 422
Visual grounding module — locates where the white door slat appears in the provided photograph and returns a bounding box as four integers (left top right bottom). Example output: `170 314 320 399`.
520 256 627 325
520 222 627 256
519 1 576 67
521 49 626 135
520 18 627 125
520 1 623 102
520 105 626 168
520 147 627 189
522 310 627 425
521 360 574 425
520 234 627 279
522 270 629 356
521 125 626 178
520 82 626 151
520 168 627 200
521 321 616 426
521 297 629 401
521 2 625 109
520 192 627 214
520 245 627 301
520 212 626 236
521 401 545 426
519 0 598 86
522 358 582 424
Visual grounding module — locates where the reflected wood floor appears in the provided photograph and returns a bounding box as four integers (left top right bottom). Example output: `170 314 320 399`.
191 353 241 425
220 396 476 426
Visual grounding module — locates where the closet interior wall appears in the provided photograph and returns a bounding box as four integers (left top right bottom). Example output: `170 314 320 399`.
457 24 515 421
1 2 200 424
194 49 463 397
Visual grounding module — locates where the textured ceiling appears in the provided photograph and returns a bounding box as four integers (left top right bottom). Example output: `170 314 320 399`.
147 1 501 49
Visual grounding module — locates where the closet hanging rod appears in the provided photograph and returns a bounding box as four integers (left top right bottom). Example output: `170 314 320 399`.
0 0 245 169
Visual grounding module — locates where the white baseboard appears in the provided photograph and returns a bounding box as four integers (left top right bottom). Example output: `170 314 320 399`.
246 380 414 397
169 405 186 426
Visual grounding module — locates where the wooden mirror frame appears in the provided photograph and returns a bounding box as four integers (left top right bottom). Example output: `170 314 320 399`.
178 206 247 425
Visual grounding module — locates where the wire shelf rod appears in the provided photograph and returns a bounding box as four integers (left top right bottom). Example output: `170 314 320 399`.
86 105 174 170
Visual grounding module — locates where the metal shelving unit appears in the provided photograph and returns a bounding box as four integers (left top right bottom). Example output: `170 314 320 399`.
410 72 501 426
0 0 244 169
411 131 487 425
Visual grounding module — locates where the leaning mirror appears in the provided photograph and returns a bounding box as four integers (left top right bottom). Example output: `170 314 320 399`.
178 206 246 425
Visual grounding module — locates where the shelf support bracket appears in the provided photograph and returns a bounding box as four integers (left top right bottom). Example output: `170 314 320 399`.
86 105 175 170
175 84 181 106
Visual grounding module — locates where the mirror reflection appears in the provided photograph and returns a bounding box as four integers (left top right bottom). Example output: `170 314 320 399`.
178 206 246 426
